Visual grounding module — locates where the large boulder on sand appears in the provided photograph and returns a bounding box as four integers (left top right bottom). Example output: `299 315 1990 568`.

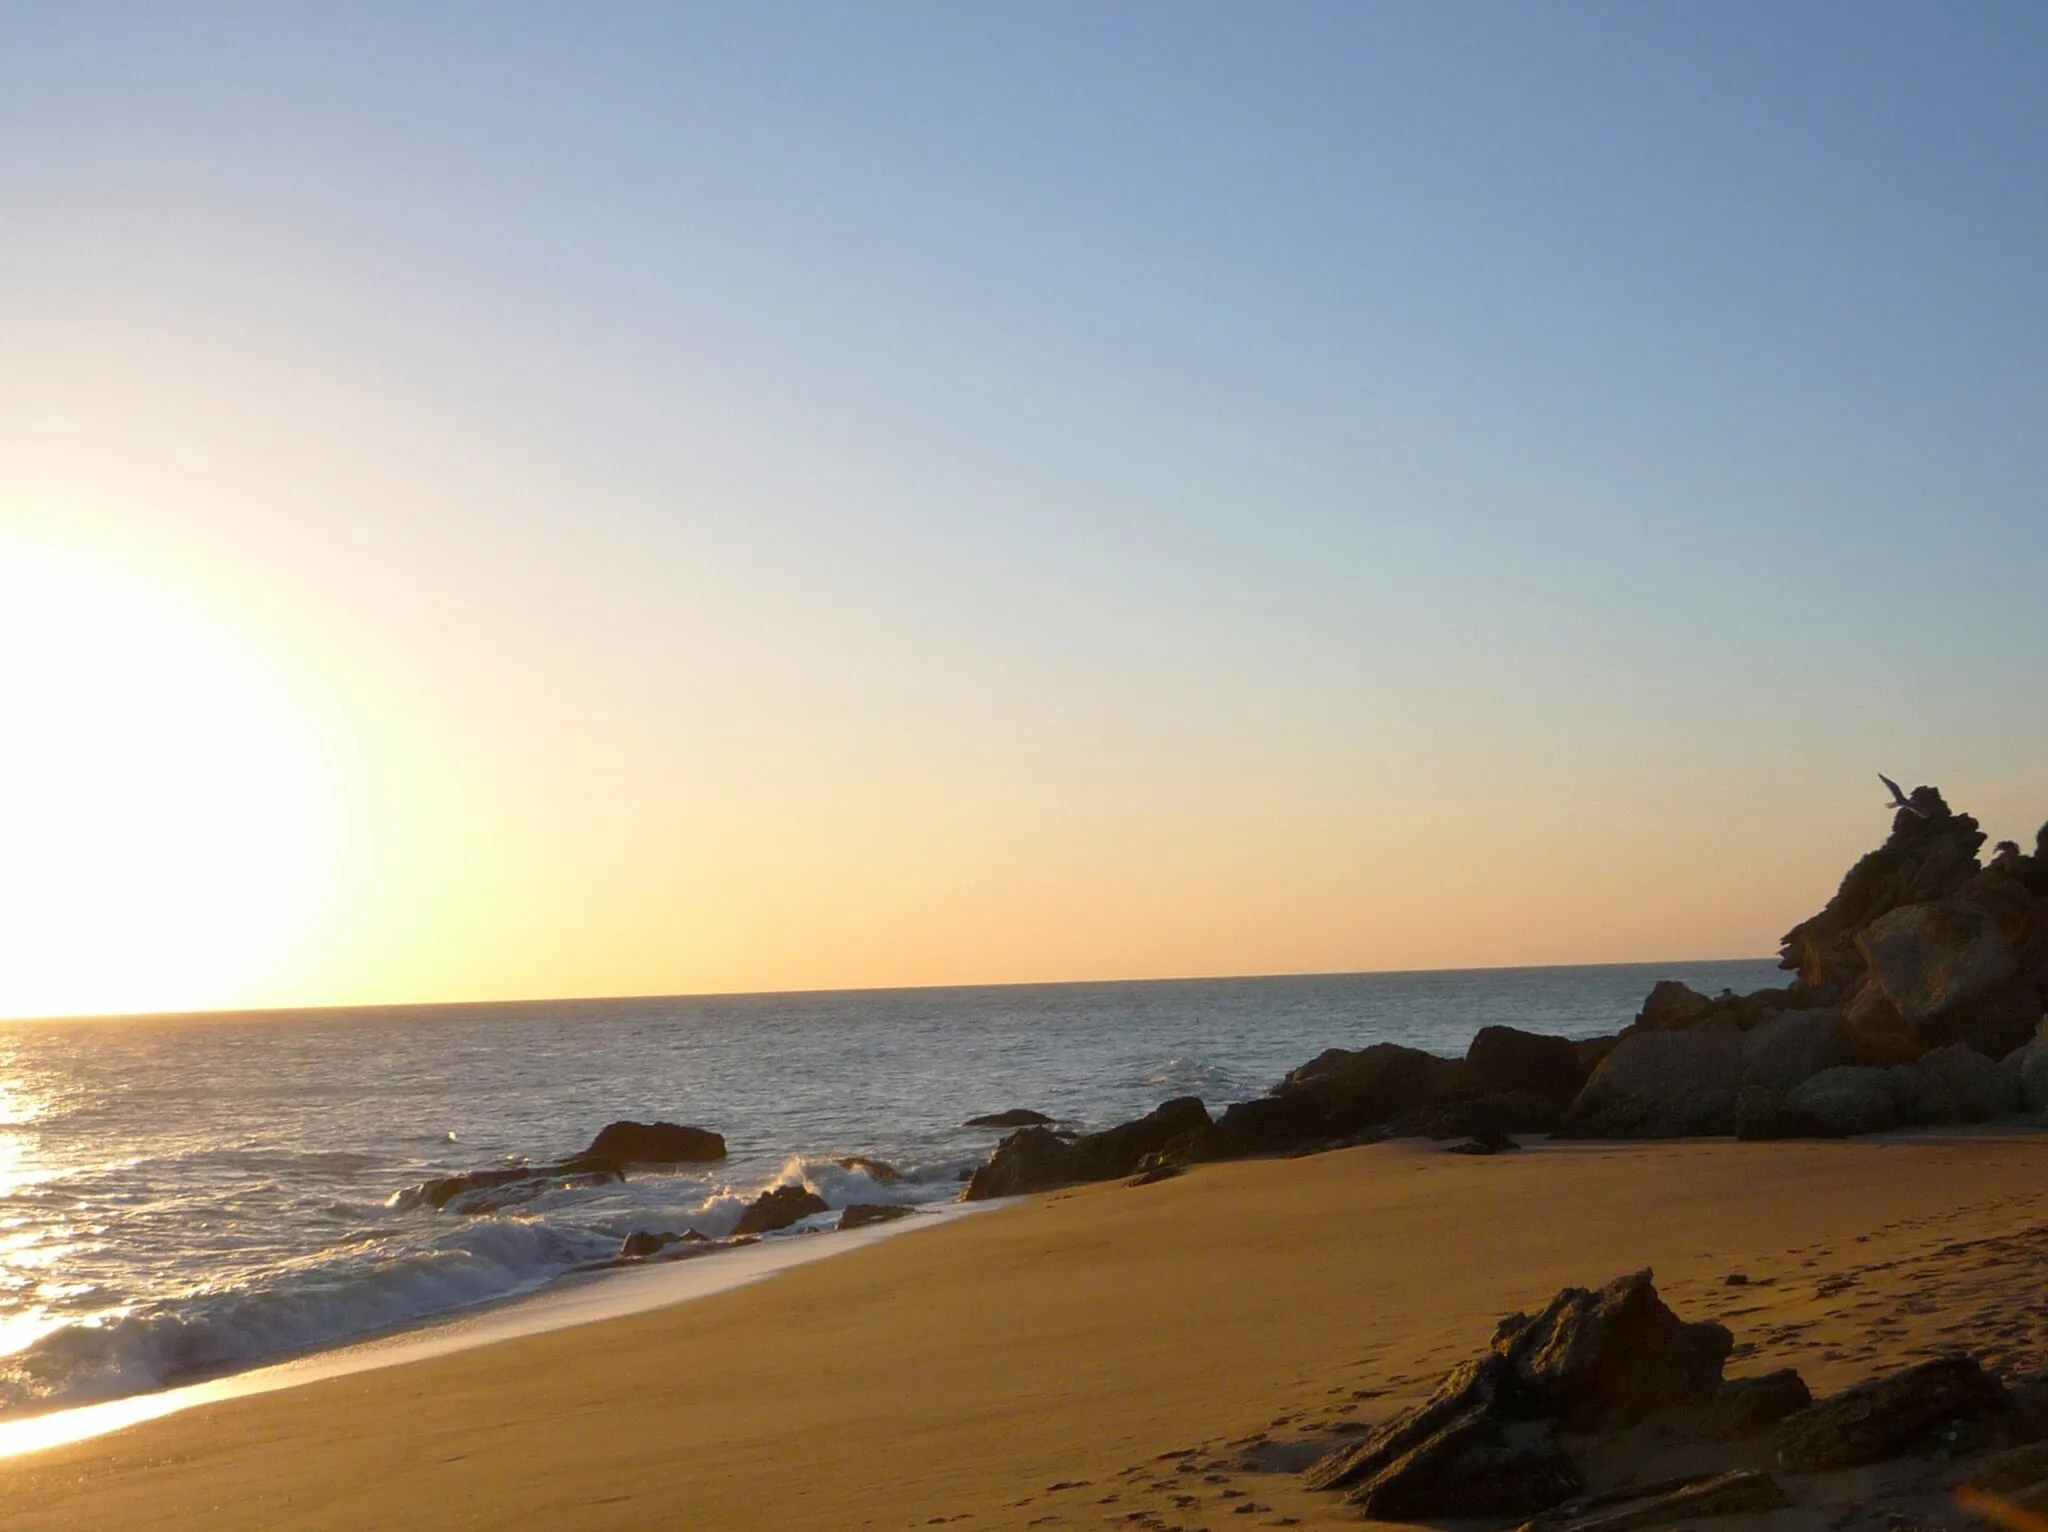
1783 1066 1899 1136
1561 1029 1746 1137
1741 1010 1847 1093
1073 1096 1210 1175
1304 1271 1729 1517
962 1126 1088 1200
582 1121 727 1164
962 1097 1214 1199
1855 900 2018 1026
1466 1026 1588 1105
1889 1041 2021 1124
1191 1044 1451 1157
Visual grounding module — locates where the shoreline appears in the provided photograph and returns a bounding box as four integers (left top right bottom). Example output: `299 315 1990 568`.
0 1201 983 1460
6 1125 2048 1529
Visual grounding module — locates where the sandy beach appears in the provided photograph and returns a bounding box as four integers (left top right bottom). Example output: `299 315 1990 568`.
4 1128 2045 1531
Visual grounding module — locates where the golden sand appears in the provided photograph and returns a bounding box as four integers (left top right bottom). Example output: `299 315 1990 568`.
6 1130 2047 1531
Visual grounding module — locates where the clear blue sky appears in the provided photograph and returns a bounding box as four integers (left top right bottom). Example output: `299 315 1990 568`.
1 3 2045 1013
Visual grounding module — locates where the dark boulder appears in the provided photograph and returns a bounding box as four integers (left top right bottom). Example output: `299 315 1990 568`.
963 1098 1213 1196
962 1126 1090 1200
1303 1352 1580 1517
964 1109 1053 1129
1926 973 2043 1060
1467 1027 1588 1105
583 1120 727 1165
1774 1355 2015 1472
1560 1030 1745 1139
404 1158 622 1213
1493 1269 1731 1432
1700 1369 1813 1440
1305 1271 1728 1519
619 1228 666 1258
1071 1096 1210 1176
1635 981 1715 1031
1189 1091 1347 1159
837 1203 913 1231
732 1182 830 1235
1194 1043 1454 1156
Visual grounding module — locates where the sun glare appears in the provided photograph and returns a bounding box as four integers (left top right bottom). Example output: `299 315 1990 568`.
0 547 333 1018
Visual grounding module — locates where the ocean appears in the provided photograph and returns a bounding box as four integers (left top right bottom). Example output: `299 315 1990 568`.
0 959 1779 1420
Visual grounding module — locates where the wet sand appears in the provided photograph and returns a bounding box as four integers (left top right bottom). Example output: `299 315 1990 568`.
5 1129 2046 1531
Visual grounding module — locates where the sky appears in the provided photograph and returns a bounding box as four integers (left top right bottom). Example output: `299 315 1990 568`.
1 2 2045 1019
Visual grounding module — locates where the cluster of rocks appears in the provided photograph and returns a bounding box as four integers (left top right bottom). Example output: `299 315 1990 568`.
396 1119 728 1213
1568 786 2048 1140
398 1120 917 1256
962 786 2048 1197
1302 1270 2044 1528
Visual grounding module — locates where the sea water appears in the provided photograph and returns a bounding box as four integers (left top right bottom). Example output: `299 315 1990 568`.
0 960 1779 1418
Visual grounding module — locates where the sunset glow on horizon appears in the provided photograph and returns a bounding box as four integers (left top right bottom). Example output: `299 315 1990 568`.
3 5 2045 1021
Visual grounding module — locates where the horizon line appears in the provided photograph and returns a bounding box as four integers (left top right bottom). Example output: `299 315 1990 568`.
0 953 1780 1027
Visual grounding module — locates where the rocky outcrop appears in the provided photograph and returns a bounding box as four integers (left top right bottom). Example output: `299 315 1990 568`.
962 1126 1089 1200
963 1109 1053 1129
1304 1271 1729 1517
1774 1355 2017 1471
582 1120 727 1164
837 1203 913 1231
1779 785 1989 999
1077 1096 1210 1174
733 1183 830 1235
963 1099 1212 1200
1191 1044 1453 1158
1556 784 2048 1141
1561 1029 1747 1137
1856 901 2018 1027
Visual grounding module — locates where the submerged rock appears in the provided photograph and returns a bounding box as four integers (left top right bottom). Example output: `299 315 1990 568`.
837 1203 913 1231
964 1109 1053 1129
834 1155 904 1182
582 1120 727 1165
